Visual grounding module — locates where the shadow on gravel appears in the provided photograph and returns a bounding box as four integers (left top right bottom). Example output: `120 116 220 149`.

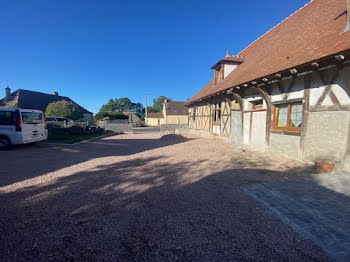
0 154 334 261
0 134 193 187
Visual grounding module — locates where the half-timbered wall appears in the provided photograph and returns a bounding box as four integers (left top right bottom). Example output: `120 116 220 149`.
187 63 350 171
302 67 350 170
194 103 211 132
220 100 231 137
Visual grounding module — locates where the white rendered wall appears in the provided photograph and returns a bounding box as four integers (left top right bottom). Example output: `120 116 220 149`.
224 64 238 78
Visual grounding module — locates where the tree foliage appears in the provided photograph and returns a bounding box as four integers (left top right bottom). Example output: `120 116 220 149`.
151 96 172 112
94 111 128 120
95 97 144 120
45 100 84 120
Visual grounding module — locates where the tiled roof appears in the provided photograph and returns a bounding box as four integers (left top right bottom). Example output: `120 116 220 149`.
0 89 92 114
148 112 164 118
188 0 350 103
165 101 188 115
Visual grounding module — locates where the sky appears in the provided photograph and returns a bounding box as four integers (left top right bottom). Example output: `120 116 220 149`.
0 0 309 113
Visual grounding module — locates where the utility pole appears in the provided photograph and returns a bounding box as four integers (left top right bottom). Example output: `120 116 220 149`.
145 93 149 125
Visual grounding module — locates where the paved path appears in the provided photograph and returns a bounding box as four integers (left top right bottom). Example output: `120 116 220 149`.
242 172 350 262
0 133 330 261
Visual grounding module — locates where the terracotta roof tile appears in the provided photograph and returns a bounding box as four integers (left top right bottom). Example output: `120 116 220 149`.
165 101 188 115
188 0 350 103
148 112 164 118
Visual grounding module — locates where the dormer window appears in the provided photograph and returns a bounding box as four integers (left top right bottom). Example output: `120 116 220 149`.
214 66 224 85
211 51 244 86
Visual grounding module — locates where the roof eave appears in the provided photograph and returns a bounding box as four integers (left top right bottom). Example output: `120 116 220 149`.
186 49 350 106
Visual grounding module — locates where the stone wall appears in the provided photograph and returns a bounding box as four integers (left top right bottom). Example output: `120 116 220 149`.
302 110 350 170
98 121 133 134
160 124 188 133
231 111 242 151
269 133 300 158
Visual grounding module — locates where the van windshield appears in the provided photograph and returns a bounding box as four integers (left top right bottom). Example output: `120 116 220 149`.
21 112 43 124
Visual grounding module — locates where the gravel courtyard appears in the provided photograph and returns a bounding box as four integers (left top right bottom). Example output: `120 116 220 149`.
0 133 331 261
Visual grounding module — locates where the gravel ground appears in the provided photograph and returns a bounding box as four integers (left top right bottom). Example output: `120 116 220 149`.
0 133 330 261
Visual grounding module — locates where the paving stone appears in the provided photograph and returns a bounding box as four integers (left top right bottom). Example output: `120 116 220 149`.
242 172 350 262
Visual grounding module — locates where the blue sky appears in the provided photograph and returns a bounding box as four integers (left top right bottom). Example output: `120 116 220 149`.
0 0 309 113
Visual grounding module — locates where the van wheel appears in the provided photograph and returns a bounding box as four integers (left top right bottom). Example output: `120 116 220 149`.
0 136 11 150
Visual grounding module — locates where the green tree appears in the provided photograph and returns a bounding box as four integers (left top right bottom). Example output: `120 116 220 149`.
45 100 84 120
133 102 144 117
96 97 145 120
151 96 172 112
94 111 128 120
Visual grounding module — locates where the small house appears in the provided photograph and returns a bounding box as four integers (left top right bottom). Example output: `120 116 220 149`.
0 88 93 121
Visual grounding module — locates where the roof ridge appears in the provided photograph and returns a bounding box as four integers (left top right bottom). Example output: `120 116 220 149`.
17 88 70 99
238 0 313 56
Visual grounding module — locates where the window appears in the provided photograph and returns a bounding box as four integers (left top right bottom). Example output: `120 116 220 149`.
21 112 43 124
213 104 221 125
273 103 303 131
251 99 263 110
0 111 15 125
214 67 224 85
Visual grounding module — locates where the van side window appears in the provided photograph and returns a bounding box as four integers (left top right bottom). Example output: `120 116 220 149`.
21 112 43 124
0 112 15 125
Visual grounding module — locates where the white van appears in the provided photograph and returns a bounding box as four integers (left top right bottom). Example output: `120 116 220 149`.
0 108 48 149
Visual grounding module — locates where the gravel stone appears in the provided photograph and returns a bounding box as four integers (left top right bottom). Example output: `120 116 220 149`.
0 133 330 261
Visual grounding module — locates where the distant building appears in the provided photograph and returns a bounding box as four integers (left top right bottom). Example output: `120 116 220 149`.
146 112 165 126
0 88 93 121
122 111 141 124
146 100 188 126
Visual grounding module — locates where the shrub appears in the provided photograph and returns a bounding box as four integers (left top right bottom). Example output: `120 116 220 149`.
45 100 84 120
94 111 128 120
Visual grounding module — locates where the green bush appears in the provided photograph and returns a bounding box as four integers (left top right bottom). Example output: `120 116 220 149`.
45 100 84 120
94 111 128 120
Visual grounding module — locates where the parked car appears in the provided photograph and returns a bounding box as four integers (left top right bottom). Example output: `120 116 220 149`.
88 125 103 134
0 108 48 149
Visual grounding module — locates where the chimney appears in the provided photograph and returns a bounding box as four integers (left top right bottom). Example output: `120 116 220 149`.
347 0 350 31
52 91 58 96
225 50 230 58
5 87 10 99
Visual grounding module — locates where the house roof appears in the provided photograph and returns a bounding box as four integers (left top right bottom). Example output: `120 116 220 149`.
188 0 350 104
148 112 164 118
165 101 188 115
0 89 92 114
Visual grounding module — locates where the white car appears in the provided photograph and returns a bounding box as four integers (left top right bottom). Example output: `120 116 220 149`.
0 108 48 149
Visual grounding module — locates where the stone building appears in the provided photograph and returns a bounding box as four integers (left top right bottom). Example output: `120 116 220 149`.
186 0 350 171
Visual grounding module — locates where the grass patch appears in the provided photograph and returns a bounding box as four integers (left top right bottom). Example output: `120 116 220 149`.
46 132 105 144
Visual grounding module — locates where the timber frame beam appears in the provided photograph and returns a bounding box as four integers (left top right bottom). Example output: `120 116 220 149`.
256 86 272 147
